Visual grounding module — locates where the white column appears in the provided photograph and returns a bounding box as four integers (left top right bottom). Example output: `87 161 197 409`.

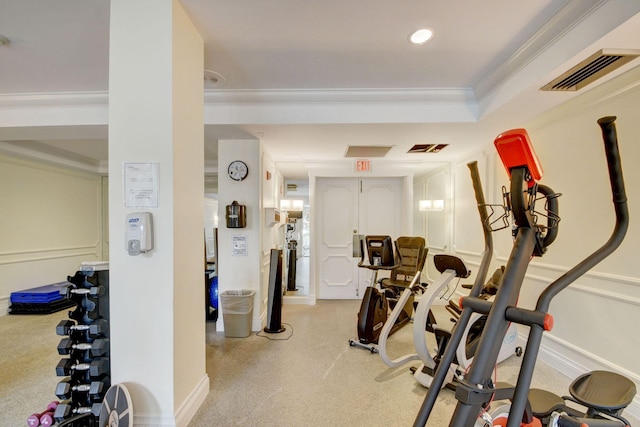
108 0 208 425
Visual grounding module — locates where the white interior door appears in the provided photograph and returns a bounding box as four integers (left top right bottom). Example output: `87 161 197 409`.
356 178 402 298
317 177 402 299
316 178 359 299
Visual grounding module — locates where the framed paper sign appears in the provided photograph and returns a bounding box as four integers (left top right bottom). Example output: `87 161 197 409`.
232 235 248 256
123 162 159 208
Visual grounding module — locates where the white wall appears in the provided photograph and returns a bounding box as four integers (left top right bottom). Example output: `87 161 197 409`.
217 139 263 330
217 139 289 327
414 164 454 283
0 155 104 314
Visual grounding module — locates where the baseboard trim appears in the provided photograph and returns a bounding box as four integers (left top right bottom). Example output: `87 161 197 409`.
527 332 640 420
283 294 315 305
0 296 9 316
130 374 210 426
175 374 210 427
131 413 176 426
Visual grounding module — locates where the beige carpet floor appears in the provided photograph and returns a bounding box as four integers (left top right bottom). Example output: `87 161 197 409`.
0 300 636 426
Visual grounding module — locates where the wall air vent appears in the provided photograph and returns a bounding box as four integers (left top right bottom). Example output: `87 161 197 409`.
541 49 640 91
286 184 297 191
407 144 448 153
344 145 392 158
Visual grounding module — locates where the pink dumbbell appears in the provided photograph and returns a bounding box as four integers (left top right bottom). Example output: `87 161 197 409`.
27 401 59 426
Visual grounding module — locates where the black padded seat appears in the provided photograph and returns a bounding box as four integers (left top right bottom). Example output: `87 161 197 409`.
380 236 427 289
569 370 636 412
529 388 567 419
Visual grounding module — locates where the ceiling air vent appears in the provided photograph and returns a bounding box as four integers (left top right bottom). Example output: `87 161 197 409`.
541 49 640 91
408 144 448 153
345 145 392 158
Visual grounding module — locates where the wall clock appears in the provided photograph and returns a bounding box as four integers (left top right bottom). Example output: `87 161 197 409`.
228 160 249 181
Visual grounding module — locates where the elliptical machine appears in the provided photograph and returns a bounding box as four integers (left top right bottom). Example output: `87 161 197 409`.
413 117 634 427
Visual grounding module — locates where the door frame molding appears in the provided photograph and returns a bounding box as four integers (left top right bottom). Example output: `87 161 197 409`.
311 172 413 301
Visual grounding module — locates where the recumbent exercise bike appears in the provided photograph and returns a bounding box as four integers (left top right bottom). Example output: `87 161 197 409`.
348 235 426 354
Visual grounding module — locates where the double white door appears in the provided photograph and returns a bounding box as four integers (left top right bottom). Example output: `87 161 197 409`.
316 177 403 299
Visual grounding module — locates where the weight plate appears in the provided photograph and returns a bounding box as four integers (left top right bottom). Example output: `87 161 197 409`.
99 384 132 427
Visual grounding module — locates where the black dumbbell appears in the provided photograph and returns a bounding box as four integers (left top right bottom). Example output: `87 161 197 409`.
67 272 87 287
55 377 109 400
56 319 108 337
82 297 97 312
56 358 109 378
68 306 100 323
57 338 110 356
67 271 104 287
53 401 102 423
60 284 105 299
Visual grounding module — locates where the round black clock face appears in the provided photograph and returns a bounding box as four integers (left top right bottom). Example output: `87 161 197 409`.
228 160 248 181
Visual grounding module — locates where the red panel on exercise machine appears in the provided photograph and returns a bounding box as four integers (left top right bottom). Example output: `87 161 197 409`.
494 128 543 185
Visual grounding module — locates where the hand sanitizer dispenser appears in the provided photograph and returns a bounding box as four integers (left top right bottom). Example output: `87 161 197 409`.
126 212 154 255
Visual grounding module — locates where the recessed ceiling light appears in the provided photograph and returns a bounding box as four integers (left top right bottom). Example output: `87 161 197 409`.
409 28 434 45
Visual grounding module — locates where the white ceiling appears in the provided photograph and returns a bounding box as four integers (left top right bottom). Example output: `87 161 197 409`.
1 0 640 180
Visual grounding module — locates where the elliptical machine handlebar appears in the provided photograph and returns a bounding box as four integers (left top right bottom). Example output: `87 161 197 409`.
599 116 628 207
505 116 629 427
536 183 560 250
467 161 494 290
538 116 628 312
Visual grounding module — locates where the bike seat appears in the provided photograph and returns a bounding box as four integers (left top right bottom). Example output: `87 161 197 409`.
529 388 568 420
568 370 636 412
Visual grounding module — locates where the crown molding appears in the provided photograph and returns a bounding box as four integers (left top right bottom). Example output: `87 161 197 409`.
0 141 104 175
0 88 474 107
0 91 109 106
204 88 478 125
204 87 475 104
473 0 608 100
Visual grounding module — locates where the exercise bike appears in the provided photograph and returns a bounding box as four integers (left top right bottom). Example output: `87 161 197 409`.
411 253 472 386
412 161 521 389
348 235 425 354
414 117 634 427
413 264 522 389
373 252 471 369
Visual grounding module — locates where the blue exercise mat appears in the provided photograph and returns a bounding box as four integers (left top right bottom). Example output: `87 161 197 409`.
10 282 70 303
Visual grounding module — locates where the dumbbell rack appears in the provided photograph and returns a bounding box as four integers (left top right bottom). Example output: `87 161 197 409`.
53 266 110 427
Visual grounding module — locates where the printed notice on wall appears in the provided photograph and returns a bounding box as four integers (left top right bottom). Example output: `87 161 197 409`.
123 162 159 208
232 235 248 256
